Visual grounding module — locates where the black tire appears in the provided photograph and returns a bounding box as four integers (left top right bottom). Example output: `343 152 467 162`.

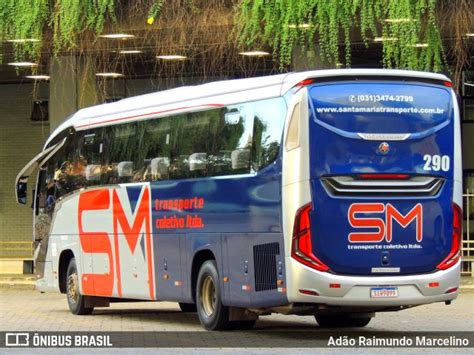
66 258 93 315
179 302 197 312
315 313 371 328
196 260 230 330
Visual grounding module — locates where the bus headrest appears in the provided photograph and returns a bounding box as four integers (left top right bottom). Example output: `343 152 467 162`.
85 164 101 181
151 157 170 177
117 161 133 177
189 153 207 171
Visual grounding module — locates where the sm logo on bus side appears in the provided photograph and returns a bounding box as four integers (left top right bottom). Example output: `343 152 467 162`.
347 203 422 243
77 186 155 299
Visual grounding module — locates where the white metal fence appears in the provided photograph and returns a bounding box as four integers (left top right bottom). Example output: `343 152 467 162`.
462 192 474 277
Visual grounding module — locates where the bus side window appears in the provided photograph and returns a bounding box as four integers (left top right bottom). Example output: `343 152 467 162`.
34 129 77 216
73 129 102 186
136 118 172 182
205 104 253 177
251 97 286 171
175 112 211 179
35 145 67 217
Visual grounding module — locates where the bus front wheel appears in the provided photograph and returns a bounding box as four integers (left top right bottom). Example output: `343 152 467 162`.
196 260 230 330
315 313 371 328
66 258 93 315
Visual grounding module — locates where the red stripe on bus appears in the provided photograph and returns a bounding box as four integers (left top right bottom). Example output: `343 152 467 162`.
112 197 123 298
74 104 225 129
141 187 155 300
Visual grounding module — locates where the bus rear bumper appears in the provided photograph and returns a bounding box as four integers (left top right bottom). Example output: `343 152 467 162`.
286 258 460 308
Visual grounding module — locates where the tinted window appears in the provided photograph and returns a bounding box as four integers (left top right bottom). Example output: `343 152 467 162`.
104 125 138 183
42 97 286 192
251 97 286 170
133 104 255 181
106 97 285 182
173 105 254 178
37 134 75 214
71 128 109 186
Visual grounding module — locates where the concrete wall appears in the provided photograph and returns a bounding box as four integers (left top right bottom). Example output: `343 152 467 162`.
0 83 50 257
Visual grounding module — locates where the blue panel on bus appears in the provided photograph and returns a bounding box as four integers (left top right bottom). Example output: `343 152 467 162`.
150 164 282 235
147 162 286 306
308 81 455 275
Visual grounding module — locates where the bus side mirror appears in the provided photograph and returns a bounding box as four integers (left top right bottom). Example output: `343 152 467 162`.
16 181 27 204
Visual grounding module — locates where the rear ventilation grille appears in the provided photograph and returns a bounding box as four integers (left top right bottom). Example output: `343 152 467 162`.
322 176 444 197
253 242 279 292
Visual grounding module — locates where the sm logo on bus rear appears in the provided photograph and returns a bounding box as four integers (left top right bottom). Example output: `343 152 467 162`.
348 203 423 243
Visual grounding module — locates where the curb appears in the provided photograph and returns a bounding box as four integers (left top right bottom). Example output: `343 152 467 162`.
0 283 35 290
0 275 35 288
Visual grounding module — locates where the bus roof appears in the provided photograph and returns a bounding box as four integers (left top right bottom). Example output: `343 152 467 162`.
46 69 450 148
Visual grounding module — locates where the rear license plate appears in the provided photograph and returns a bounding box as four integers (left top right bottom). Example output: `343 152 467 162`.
370 287 399 298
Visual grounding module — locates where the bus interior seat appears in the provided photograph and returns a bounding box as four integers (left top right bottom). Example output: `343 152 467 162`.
189 153 207 171
150 157 170 180
85 164 101 181
117 161 133 182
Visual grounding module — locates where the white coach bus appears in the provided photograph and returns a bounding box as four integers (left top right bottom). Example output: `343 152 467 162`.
16 69 461 330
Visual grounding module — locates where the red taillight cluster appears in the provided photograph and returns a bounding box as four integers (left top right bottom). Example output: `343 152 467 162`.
291 203 330 272
295 79 315 87
436 203 462 270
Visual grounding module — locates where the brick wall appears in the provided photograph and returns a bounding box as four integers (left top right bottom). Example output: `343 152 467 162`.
0 83 49 258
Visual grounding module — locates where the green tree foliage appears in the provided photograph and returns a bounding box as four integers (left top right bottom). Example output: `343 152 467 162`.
0 0 115 60
51 0 115 53
0 0 48 60
236 0 445 71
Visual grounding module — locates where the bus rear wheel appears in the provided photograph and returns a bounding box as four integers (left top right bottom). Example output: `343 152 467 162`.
196 260 230 330
66 258 93 315
315 313 371 328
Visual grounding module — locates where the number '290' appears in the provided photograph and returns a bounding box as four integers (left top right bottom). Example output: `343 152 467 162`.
423 154 450 172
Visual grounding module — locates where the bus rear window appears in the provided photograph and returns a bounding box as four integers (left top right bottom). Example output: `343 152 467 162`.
309 82 451 134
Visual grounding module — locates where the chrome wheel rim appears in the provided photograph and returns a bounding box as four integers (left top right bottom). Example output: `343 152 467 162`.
67 272 79 304
201 275 216 317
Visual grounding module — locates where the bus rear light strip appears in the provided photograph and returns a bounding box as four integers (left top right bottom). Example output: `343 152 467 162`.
322 176 444 196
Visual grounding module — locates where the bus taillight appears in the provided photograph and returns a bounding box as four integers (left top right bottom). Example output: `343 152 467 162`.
295 79 315 87
291 203 330 272
436 203 462 270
